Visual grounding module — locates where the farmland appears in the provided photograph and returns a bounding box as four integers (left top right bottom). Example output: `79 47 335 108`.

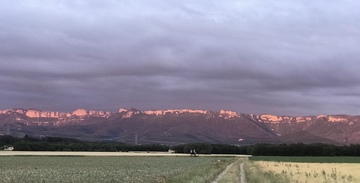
4 151 360 183
0 154 238 183
247 156 360 183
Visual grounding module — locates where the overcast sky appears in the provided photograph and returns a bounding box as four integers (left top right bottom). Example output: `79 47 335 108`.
1 0 360 116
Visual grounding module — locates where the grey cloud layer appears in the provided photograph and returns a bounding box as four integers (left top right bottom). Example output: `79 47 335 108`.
1 0 360 115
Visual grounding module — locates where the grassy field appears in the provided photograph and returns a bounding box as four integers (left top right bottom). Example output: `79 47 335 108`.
246 156 360 183
0 156 237 183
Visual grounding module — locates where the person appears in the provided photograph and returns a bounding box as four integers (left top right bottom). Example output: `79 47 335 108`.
189 149 198 157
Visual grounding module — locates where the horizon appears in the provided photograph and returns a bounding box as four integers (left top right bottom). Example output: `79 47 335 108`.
0 106 356 117
2 1 360 116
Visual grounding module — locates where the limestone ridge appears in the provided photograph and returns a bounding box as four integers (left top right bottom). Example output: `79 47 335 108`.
1 108 351 123
0 108 111 118
0 108 359 145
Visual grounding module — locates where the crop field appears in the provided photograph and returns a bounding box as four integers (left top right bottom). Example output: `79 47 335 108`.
0 155 237 183
246 156 360 183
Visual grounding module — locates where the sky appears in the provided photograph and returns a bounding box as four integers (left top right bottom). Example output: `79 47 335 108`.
1 0 360 116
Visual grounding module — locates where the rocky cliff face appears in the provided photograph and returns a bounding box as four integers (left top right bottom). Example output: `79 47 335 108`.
0 108 111 119
0 108 359 145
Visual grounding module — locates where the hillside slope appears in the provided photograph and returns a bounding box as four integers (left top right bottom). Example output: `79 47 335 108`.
0 108 356 145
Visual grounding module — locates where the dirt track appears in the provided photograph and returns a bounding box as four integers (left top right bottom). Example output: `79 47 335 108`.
212 159 238 183
212 159 248 183
240 162 247 183
0 151 252 157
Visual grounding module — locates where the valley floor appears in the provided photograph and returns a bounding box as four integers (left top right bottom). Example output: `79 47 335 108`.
0 151 249 183
2 151 359 183
0 150 250 157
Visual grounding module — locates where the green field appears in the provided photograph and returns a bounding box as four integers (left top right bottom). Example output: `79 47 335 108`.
0 156 236 183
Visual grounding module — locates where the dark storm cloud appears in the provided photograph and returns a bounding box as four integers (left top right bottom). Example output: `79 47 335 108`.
1 0 360 115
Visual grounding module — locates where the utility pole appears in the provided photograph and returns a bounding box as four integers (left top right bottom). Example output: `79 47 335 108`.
135 132 138 145
6 125 10 136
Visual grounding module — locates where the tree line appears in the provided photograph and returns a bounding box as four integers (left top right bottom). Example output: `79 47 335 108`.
2 135 360 156
246 143 360 156
171 143 360 156
0 135 168 152
171 143 247 154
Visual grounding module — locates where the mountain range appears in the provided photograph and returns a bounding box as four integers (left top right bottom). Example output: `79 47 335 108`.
1 108 359 145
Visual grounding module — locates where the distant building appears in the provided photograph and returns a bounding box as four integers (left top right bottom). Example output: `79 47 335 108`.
4 146 14 151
